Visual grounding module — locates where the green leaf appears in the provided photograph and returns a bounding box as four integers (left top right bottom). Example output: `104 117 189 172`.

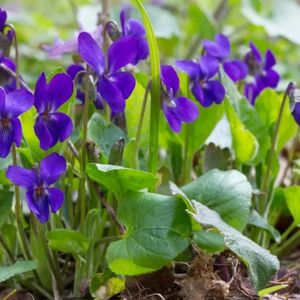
255 89 297 151
182 169 252 231
87 113 126 158
282 186 300 224
86 164 158 198
0 190 13 229
0 260 38 283
225 100 258 163
46 229 89 256
190 201 279 291
193 231 225 253
203 143 231 172
258 284 288 298
107 191 191 275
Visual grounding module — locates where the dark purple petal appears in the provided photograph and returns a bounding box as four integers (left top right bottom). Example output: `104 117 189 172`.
40 152 66 186
78 32 105 76
176 60 201 81
120 9 127 34
52 112 73 142
191 82 205 105
48 73 73 111
292 103 300 126
0 9 7 31
47 187 64 212
199 55 219 79
244 82 261 105
131 36 149 64
108 71 136 99
0 88 5 114
257 69 280 89
202 40 221 58
6 166 37 189
5 89 33 118
67 64 84 79
264 50 276 70
215 34 230 58
161 65 179 96
203 80 225 105
173 96 199 122
128 19 146 36
34 73 48 113
94 92 105 109
34 116 56 150
107 36 138 73
97 77 125 113
0 125 14 157
223 60 248 82
163 104 182 132
11 118 22 147
249 42 262 62
26 190 49 223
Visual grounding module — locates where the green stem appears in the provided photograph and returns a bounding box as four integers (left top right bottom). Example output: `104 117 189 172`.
12 145 31 260
0 234 15 262
182 123 193 184
273 229 300 256
133 81 150 169
260 84 291 215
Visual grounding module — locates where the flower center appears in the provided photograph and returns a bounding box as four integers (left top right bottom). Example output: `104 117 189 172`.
0 118 11 128
245 53 262 76
35 186 44 197
42 111 49 120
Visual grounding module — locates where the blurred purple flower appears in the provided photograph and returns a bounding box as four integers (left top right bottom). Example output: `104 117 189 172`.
0 57 16 92
119 8 149 64
161 65 198 132
0 8 7 32
78 32 137 114
203 34 248 82
176 55 225 107
0 87 33 157
33 73 74 150
43 26 102 59
6 153 66 223
244 42 280 104
0 8 13 58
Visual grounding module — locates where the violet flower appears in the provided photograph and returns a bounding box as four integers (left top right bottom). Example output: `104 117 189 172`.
203 34 248 82
6 153 66 223
34 72 74 150
78 32 137 114
0 57 16 92
176 55 225 107
161 65 198 132
0 8 13 58
244 42 280 104
119 8 149 64
0 87 33 157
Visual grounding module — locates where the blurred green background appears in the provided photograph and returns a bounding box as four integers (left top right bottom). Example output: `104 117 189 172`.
2 0 300 90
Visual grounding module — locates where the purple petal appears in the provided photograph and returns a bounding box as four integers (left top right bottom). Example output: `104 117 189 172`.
163 104 182 133
249 42 262 62
34 73 48 113
128 19 146 36
264 50 276 70
244 82 261 105
191 82 205 105
47 187 64 213
26 190 49 223
202 40 221 58
107 36 138 74
161 65 179 96
40 152 66 186
199 55 219 79
34 116 56 150
120 9 127 34
216 34 230 58
173 96 199 122
52 112 73 142
5 89 34 118
78 32 105 76
67 64 84 79
203 80 225 105
46 37 78 59
257 69 280 89
48 73 74 111
6 166 37 189
0 88 5 114
292 103 300 126
0 126 14 158
0 9 7 31
11 118 22 147
97 77 125 113
223 60 248 82
108 71 136 99
176 60 201 81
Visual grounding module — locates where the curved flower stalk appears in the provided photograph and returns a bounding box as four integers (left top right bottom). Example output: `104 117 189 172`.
161 65 198 132
33 72 74 150
6 153 66 223
203 33 248 82
78 31 138 114
244 42 280 104
0 87 33 157
176 55 225 107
